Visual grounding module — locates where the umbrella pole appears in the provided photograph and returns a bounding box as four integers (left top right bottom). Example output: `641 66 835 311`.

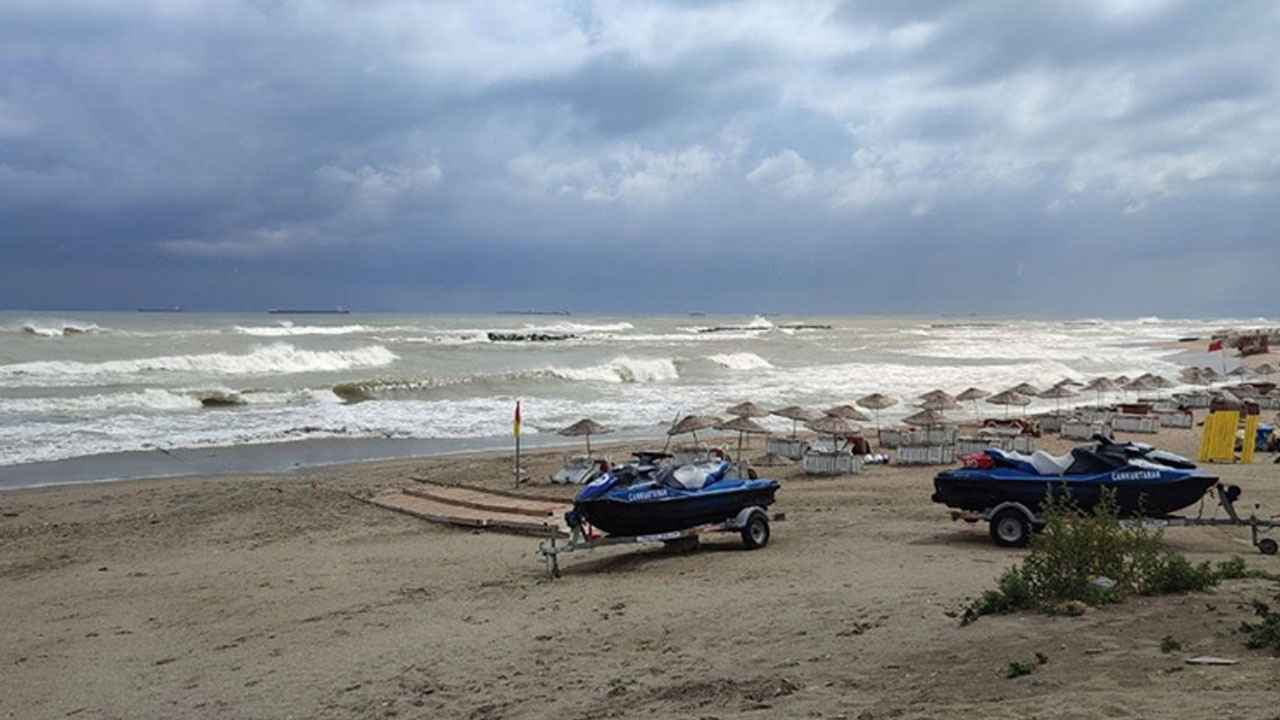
586 433 591 456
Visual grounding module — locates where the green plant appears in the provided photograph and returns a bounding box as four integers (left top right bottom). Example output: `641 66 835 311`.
1159 635 1182 653
961 488 1232 624
1240 596 1280 654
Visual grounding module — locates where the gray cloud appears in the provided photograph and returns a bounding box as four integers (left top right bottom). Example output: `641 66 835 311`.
1 0 1278 314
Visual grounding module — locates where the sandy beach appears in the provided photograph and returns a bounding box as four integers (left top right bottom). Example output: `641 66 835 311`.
4 414 1279 720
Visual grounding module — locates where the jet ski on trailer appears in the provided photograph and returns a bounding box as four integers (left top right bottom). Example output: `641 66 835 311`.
569 452 780 537
933 436 1219 547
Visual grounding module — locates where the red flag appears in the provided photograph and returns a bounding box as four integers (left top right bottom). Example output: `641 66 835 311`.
1207 339 1223 353
513 401 521 438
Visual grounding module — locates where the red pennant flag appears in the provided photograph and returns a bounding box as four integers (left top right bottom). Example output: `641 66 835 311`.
1207 339 1223 353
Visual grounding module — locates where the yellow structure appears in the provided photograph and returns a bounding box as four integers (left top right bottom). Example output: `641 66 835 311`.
1198 408 1239 462
1241 409 1258 464
1198 401 1261 463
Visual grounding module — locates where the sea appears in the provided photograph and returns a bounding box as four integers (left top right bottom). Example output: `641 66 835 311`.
0 311 1258 487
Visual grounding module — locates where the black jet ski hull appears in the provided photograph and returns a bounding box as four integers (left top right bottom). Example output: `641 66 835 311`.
932 470 1218 518
576 484 779 537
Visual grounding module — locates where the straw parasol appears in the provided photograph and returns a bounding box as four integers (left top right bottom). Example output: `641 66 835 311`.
986 390 1030 418
557 418 613 455
667 414 722 445
856 393 898 429
956 387 990 417
1226 365 1255 378
806 414 862 439
1181 367 1205 384
1200 367 1224 385
717 416 769 464
1146 375 1175 399
918 389 956 404
1037 384 1076 414
772 406 817 437
901 408 953 427
1253 363 1276 377
725 401 771 418
1055 377 1084 388
917 396 963 411
826 404 871 422
1010 382 1040 397
1083 377 1118 406
1125 377 1154 395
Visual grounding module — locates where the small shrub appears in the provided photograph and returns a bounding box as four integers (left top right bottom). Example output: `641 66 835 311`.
1159 635 1182 653
1003 660 1037 679
961 489 1244 624
1241 597 1280 654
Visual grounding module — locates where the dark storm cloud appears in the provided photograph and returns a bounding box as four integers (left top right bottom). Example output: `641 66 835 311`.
1 1 1278 314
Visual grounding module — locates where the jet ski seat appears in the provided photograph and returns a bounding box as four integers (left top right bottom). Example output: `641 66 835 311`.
668 461 731 490
986 448 1073 476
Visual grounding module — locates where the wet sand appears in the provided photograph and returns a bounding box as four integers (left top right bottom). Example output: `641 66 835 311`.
3 422 1280 720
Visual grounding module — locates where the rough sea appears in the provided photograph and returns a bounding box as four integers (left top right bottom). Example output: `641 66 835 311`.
0 311 1257 482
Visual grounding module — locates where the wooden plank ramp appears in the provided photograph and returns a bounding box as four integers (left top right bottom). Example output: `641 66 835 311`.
362 487 573 538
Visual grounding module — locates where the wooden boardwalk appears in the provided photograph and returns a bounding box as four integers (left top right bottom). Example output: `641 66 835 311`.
362 481 573 537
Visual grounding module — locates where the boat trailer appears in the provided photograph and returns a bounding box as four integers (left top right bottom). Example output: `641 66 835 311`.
536 506 783 579
953 483 1280 554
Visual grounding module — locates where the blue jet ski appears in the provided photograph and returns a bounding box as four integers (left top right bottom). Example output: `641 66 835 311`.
569 452 780 537
932 436 1217 520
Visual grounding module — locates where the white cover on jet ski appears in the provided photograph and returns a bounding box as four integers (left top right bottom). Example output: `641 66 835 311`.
1030 450 1073 476
672 464 711 490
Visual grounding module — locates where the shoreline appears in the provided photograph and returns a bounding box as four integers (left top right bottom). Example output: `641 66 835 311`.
4 425 1279 719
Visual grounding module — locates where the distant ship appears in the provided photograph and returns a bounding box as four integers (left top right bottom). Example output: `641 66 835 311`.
267 307 351 315
137 306 183 313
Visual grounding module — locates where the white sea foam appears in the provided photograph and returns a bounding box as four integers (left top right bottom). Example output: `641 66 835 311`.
0 343 398 387
548 356 680 383
18 320 101 337
706 352 774 370
522 321 635 333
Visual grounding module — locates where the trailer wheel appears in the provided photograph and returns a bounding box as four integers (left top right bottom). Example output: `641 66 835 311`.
741 512 770 550
1259 538 1278 556
990 509 1031 548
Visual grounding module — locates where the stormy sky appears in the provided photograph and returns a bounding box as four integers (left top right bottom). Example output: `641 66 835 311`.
2 0 1278 315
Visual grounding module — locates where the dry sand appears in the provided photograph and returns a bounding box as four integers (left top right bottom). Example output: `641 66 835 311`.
3 423 1280 720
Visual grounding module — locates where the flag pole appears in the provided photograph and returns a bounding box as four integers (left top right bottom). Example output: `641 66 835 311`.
513 400 522 486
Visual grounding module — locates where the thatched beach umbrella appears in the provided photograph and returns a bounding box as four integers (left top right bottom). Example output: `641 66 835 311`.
826 404 871 422
1125 377 1154 395
717 416 769 464
1037 384 1076 414
917 396 963 411
667 414 722 446
1227 365 1255 378
772 405 817 437
901 408 953 427
986 390 1031 418
856 393 898 429
1181 367 1205 384
725 401 771 418
956 387 990 418
1010 382 1040 397
1254 363 1277 377
1055 377 1085 388
1200 367 1224 386
806 415 862 448
557 418 613 455
918 389 956 404
1084 377 1118 406
1146 375 1175 400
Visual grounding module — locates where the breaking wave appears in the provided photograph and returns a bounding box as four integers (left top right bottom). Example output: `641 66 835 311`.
0 343 398 387
19 321 101 337
706 352 774 371
547 356 680 383
234 324 392 337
